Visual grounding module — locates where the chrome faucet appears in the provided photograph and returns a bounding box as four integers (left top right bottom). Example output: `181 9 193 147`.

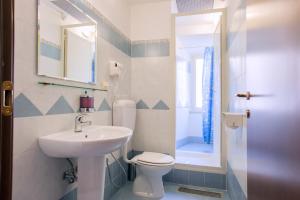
74 114 92 132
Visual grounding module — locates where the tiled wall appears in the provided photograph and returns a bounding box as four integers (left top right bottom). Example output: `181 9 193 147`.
226 0 247 199
227 163 246 200
131 39 170 57
14 0 172 199
164 168 226 190
130 0 175 156
13 0 131 199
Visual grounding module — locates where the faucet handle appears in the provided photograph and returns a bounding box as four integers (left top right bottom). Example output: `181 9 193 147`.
76 113 91 123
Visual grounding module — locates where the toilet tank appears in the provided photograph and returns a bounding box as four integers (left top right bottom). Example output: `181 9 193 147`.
113 99 136 131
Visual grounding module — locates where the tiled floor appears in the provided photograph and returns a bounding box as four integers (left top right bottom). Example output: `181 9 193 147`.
177 142 213 153
111 182 230 200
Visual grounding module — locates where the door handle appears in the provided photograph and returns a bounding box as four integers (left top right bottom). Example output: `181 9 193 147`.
236 92 252 100
2 81 13 116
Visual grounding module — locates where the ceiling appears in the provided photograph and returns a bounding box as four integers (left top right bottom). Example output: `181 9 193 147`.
176 12 221 58
176 12 222 36
127 0 227 8
176 0 214 12
127 0 170 5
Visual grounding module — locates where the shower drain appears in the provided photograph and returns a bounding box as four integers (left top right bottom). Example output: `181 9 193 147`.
178 187 223 198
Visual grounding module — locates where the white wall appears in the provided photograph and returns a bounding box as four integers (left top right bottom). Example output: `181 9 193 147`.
176 107 190 141
226 0 247 196
130 1 171 40
187 113 203 137
13 0 131 199
176 59 190 141
87 0 131 37
176 57 203 140
65 31 93 83
130 1 175 154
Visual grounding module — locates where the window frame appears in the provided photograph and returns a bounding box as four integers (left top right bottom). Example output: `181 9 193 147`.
190 57 203 113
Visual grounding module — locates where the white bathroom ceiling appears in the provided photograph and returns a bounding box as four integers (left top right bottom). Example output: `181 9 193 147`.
176 12 222 35
176 34 213 58
127 0 170 4
127 0 227 9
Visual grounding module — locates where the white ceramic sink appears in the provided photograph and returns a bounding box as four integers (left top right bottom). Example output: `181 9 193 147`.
39 125 132 158
39 125 132 200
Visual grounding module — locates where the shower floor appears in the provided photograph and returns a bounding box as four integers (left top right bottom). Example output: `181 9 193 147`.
175 142 219 167
177 142 213 153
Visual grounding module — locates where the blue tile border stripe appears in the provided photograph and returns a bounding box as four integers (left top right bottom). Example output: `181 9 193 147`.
131 39 170 57
163 169 226 190
40 40 61 60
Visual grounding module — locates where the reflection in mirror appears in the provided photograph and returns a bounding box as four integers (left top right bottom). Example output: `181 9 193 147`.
38 0 97 84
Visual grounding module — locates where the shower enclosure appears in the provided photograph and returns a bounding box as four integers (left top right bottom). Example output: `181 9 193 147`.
174 11 223 168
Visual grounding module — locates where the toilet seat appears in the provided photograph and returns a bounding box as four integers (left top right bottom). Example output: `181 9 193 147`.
133 152 175 166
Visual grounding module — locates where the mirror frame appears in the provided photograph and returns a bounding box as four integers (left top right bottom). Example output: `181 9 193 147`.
37 0 98 85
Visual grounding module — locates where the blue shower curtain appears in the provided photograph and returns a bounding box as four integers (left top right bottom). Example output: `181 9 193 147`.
202 47 214 144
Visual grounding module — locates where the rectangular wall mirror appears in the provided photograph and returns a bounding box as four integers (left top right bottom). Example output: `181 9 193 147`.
38 0 97 84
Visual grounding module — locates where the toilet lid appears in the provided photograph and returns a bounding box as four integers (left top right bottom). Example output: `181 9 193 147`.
136 152 174 165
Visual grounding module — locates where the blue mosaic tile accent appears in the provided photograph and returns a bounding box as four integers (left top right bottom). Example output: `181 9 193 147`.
14 93 43 118
160 40 170 56
136 100 149 109
227 162 246 200
98 99 111 111
146 41 161 57
40 40 61 60
131 39 170 58
51 0 91 23
131 42 146 57
152 100 169 110
46 96 74 115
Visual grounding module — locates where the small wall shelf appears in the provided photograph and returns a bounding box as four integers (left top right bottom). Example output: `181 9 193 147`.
222 112 246 129
38 81 108 91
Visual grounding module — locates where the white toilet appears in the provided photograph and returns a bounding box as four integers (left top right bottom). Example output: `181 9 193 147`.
113 99 175 199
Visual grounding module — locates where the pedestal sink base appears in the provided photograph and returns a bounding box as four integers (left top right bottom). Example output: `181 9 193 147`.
39 126 133 200
78 156 106 200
